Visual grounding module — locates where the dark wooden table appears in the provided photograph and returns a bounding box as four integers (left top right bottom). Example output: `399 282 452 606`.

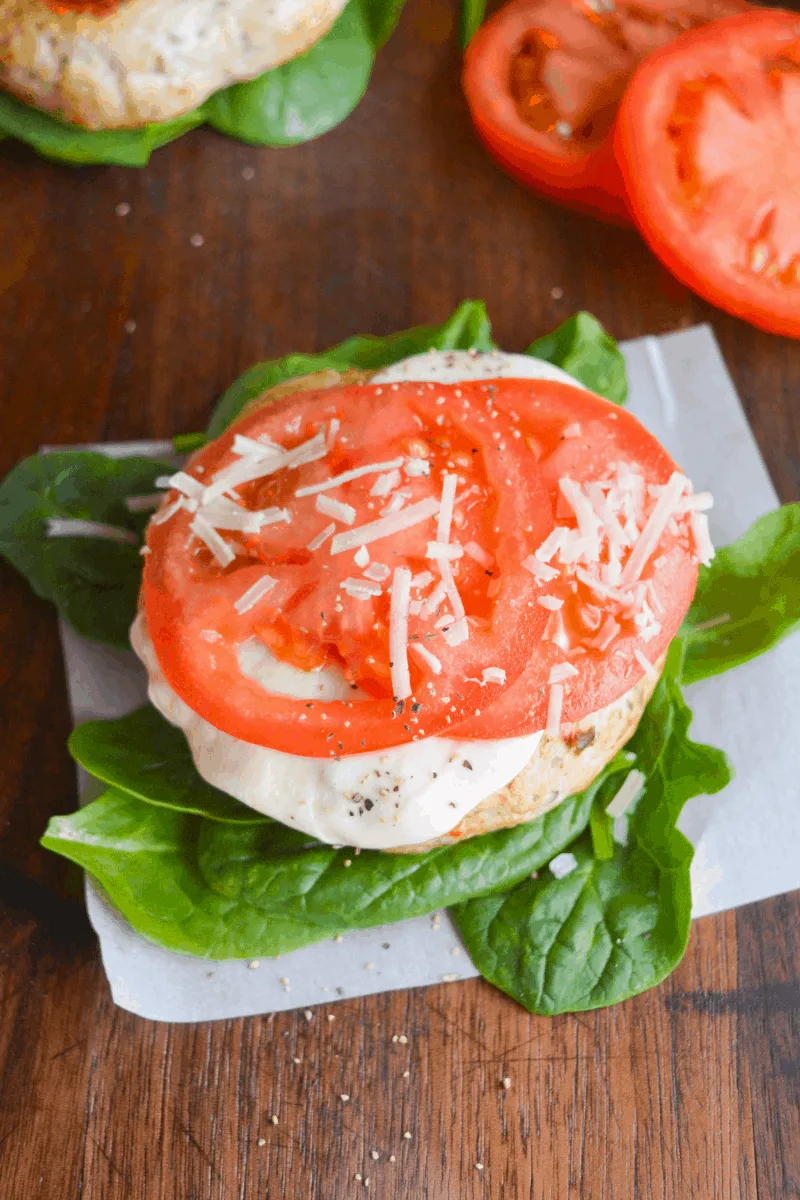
1 2 799 1196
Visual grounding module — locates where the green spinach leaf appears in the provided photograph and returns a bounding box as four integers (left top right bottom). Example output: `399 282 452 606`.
0 452 170 649
460 0 488 46
527 312 628 405
452 646 731 1013
206 299 496 437
359 0 409 47
0 94 203 167
41 771 601 958
681 503 800 685
69 707 268 825
205 1 374 147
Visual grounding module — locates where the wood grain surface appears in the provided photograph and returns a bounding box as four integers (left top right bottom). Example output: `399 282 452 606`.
1 2 798 1196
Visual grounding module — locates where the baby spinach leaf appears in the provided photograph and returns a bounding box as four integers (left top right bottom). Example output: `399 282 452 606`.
205 1 374 147
358 0 409 48
172 432 207 455
41 771 601 959
0 452 170 649
206 299 496 437
0 93 203 167
527 312 628 405
69 707 268 825
681 502 800 686
452 647 731 1013
460 0 488 46
453 834 692 1015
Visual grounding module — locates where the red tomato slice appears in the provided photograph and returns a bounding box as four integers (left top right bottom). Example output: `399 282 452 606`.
463 0 748 224
451 379 699 740
46 0 119 12
142 382 556 757
615 10 800 338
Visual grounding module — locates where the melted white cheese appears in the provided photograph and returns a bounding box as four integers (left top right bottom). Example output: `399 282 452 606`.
372 349 587 390
132 613 541 849
134 351 590 849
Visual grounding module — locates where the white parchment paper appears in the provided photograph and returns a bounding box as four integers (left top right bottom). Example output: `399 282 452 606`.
55 325 800 1022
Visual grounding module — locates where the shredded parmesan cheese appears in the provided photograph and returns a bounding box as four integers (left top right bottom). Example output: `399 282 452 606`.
204 430 327 504
341 578 382 599
404 458 430 477
234 574 278 614
329 497 440 556
364 562 391 582
316 495 356 525
690 512 715 566
125 493 162 513
633 648 658 677
535 528 567 563
464 542 494 569
437 559 468 644
537 596 563 611
522 554 558 582
437 474 458 545
620 472 687 585
354 545 370 568
45 518 138 544
410 642 442 674
548 662 578 683
586 615 620 651
191 514 236 567
606 770 646 818
389 567 412 700
167 471 205 501
370 470 402 497
426 542 463 560
151 497 185 526
549 851 577 879
546 684 564 736
481 667 506 685
307 523 336 551
295 458 404 498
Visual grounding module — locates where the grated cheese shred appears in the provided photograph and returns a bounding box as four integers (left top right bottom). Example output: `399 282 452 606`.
329 497 440 556
316 494 356 525
234 574 278 614
294 458 404 498
389 567 413 700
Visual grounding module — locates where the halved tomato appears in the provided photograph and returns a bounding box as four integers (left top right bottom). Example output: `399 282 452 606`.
463 0 748 223
615 9 800 338
451 378 700 740
143 382 556 757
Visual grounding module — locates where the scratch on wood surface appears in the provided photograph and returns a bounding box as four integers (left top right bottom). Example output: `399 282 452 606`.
90 1135 129 1184
171 1109 223 1184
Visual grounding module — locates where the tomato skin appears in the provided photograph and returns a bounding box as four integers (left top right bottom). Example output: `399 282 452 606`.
450 380 699 741
615 10 800 339
464 0 751 227
142 382 558 758
464 0 633 224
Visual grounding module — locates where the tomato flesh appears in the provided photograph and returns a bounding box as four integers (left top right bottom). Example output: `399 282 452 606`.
450 380 699 740
615 10 800 337
143 382 556 757
464 0 748 223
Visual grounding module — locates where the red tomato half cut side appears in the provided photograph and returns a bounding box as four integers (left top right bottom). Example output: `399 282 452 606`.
615 9 800 338
450 378 700 740
143 382 557 757
463 0 748 224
